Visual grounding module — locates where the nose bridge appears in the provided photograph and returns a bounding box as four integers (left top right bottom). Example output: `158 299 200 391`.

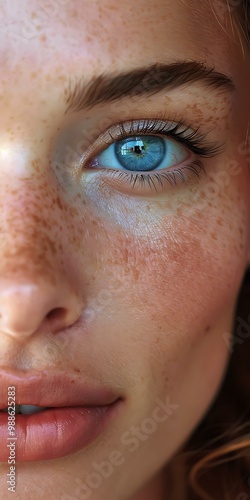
0 141 83 343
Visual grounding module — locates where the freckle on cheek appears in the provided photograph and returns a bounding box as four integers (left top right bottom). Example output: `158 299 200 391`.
99 196 247 343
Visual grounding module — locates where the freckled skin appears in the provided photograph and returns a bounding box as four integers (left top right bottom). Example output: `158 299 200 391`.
0 1 250 499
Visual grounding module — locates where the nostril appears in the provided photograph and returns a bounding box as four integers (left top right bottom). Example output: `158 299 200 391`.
46 307 66 322
0 282 82 340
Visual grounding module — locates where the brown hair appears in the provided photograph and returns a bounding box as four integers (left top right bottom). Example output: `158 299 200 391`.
235 0 250 45
168 2 250 498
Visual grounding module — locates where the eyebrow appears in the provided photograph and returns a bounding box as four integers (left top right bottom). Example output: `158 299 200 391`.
64 61 235 115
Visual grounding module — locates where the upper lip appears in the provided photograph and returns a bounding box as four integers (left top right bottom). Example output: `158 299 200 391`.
0 370 120 409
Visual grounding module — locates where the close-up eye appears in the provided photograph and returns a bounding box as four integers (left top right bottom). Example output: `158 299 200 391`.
85 119 223 194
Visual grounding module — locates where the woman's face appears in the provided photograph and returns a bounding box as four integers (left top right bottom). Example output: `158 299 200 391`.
0 1 250 499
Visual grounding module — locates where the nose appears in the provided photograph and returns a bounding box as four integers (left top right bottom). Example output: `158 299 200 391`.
0 148 83 343
0 281 82 341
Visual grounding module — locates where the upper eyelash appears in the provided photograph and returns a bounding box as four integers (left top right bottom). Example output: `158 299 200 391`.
105 118 223 158
84 115 224 194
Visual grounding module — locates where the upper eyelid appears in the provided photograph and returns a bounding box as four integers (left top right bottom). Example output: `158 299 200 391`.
83 118 223 163
80 120 179 164
82 118 195 156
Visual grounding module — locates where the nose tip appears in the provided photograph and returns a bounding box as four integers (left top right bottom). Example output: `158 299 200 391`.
0 281 74 341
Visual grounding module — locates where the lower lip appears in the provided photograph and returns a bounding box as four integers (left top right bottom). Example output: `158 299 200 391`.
0 401 121 462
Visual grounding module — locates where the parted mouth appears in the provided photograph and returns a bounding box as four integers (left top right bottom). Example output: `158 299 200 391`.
0 404 49 414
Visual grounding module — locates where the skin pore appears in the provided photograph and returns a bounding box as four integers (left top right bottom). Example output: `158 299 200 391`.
0 0 250 499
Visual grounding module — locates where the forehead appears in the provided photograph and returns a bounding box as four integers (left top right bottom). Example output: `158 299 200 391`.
0 0 235 78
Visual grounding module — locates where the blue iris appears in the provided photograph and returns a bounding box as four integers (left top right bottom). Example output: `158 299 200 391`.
114 136 166 171
95 134 188 172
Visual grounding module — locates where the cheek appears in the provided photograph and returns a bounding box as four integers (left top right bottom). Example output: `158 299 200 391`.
109 227 233 335
88 186 249 347
60 165 250 408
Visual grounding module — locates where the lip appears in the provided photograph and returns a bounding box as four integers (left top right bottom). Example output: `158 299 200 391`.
0 370 122 462
0 370 119 408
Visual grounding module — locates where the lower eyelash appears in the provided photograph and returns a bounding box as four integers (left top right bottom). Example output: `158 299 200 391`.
108 160 205 193
84 115 224 194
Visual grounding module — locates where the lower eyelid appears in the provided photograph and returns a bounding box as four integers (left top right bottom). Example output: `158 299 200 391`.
95 159 206 196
